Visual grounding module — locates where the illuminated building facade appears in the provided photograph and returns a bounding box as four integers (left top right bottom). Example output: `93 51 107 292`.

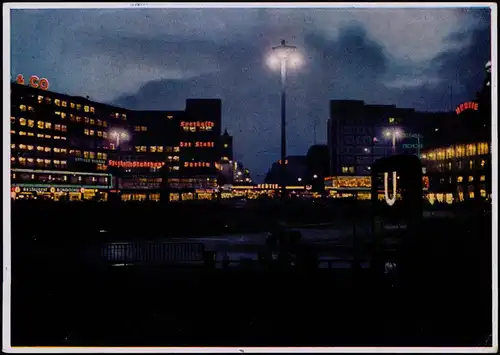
10 82 123 200
219 129 233 162
179 99 222 178
10 81 226 201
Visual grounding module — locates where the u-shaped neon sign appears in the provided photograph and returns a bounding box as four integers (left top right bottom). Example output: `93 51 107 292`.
384 171 397 206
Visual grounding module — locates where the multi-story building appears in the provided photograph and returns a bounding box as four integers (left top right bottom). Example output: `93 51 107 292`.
10 79 225 201
420 61 492 203
328 100 423 177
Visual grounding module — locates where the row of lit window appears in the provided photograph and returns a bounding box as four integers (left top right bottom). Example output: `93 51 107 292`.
111 112 127 120
12 144 68 154
18 105 35 112
179 141 215 148
54 112 109 127
422 143 489 160
84 129 108 138
12 117 68 132
341 166 356 174
67 150 108 160
37 96 96 113
434 159 486 171
183 162 212 168
11 130 67 140
456 175 487 183
182 126 213 133
12 157 68 168
134 126 148 132
135 146 180 153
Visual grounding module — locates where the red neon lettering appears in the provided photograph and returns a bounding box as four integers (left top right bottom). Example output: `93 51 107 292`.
16 74 25 85
39 78 49 90
29 75 40 88
474 103 479 110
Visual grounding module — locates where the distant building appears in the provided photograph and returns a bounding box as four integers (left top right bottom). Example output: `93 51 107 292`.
264 155 308 186
327 99 455 177
219 129 234 161
305 144 329 191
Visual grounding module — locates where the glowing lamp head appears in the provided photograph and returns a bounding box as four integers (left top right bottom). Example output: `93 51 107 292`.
384 130 392 138
394 129 403 138
267 54 281 70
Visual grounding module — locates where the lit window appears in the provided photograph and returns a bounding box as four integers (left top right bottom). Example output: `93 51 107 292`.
84 117 90 124
20 105 27 111
55 124 61 131
19 131 26 136
84 129 89 135
103 132 108 139
90 106 95 113
61 125 67 132
457 176 463 183
55 99 61 106
97 131 102 137
10 144 15 149
141 146 146 152
45 122 52 129
103 121 108 127
141 126 147 131
469 160 474 169
90 130 95 136
27 145 34 151
89 152 95 159
103 153 107 160
28 119 34 128
157 146 164 153
70 102 75 109
481 160 486 168
150 146 157 153
122 114 127 120
62 101 67 107
37 121 44 129
480 175 486 181
45 97 52 104
84 151 89 159
37 95 44 103
27 132 34 136
84 105 90 112
19 118 27 126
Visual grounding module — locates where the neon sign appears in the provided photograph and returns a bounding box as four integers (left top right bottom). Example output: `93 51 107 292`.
384 171 397 206
108 160 165 168
16 74 50 90
455 101 478 115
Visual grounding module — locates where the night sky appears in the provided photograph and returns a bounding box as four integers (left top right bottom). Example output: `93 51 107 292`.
10 6 491 181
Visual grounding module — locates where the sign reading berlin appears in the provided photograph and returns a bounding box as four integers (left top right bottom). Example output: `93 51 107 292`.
455 101 478 115
16 74 50 91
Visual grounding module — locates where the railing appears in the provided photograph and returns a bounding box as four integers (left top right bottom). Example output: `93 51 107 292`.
102 242 207 266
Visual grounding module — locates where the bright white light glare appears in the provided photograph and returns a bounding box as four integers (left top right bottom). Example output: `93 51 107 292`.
313 174 318 179
288 52 303 68
267 55 280 70
394 129 403 138
384 130 392 138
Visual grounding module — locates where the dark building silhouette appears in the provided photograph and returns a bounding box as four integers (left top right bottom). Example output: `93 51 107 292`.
219 129 234 161
264 155 308 186
305 144 329 191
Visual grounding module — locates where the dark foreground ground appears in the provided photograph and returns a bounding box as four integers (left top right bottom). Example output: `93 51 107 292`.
9 206 493 348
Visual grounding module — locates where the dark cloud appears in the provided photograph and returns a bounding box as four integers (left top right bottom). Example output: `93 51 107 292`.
10 7 491 181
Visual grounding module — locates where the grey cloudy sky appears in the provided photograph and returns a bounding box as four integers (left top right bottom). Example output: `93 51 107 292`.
10 6 491 180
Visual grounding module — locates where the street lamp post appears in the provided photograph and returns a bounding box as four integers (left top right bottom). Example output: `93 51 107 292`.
268 40 302 200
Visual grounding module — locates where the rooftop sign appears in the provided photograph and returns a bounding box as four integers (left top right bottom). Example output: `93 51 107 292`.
16 74 50 91
455 101 478 115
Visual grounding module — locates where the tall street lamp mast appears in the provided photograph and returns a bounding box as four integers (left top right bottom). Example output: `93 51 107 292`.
269 40 302 200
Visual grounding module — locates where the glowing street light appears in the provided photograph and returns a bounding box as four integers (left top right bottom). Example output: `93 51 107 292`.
298 177 302 182
313 174 318 179
109 129 130 148
267 40 303 199
383 127 403 153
